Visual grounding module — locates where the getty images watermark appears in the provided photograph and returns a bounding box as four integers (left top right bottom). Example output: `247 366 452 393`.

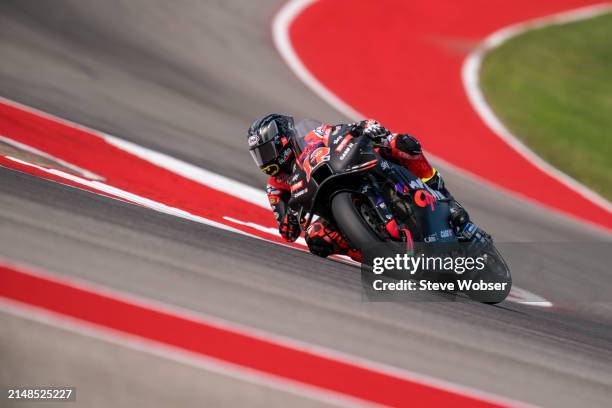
360 242 612 303
369 253 506 292
360 242 512 302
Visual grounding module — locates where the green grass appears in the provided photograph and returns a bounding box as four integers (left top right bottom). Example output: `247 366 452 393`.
480 13 612 201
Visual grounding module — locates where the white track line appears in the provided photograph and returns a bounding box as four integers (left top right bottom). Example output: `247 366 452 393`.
272 0 612 235
0 134 104 180
272 0 361 120
3 156 255 239
0 96 269 210
105 135 269 209
462 3 612 214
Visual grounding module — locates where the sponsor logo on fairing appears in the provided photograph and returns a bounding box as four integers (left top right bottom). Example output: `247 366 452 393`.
335 135 353 152
339 143 354 160
290 180 304 192
310 147 330 165
409 179 426 190
409 179 445 200
414 189 437 210
293 188 308 198
424 234 438 243
440 228 454 238
303 147 331 182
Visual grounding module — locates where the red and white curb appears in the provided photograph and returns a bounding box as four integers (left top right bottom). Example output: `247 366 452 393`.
273 0 612 233
0 261 531 407
462 3 612 215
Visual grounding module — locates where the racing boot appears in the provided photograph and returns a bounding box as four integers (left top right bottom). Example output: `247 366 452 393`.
424 170 470 234
425 171 492 249
305 218 363 262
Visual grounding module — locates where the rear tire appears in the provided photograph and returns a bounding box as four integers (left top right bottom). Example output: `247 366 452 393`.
464 245 512 304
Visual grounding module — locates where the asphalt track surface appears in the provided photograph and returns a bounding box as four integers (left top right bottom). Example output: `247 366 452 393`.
0 1 611 407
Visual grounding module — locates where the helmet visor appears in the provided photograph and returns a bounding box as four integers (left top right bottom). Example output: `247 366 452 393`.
249 139 281 168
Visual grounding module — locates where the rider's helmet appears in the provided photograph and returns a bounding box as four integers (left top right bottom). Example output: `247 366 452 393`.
247 114 296 176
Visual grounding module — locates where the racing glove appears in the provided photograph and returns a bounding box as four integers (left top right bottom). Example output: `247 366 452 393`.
279 210 301 242
350 120 390 141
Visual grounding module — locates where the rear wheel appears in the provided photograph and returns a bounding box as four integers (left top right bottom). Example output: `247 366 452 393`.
464 244 512 304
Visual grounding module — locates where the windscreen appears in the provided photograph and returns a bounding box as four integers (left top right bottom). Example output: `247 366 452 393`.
293 118 324 154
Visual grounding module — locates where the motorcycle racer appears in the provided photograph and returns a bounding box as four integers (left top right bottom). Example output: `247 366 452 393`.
247 114 473 261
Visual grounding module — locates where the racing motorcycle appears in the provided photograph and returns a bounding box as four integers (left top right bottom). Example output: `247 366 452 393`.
288 119 511 303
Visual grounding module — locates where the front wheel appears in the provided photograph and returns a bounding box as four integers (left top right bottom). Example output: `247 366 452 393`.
330 192 383 251
331 192 404 278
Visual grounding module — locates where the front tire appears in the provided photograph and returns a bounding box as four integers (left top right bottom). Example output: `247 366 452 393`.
330 192 382 251
331 192 403 276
